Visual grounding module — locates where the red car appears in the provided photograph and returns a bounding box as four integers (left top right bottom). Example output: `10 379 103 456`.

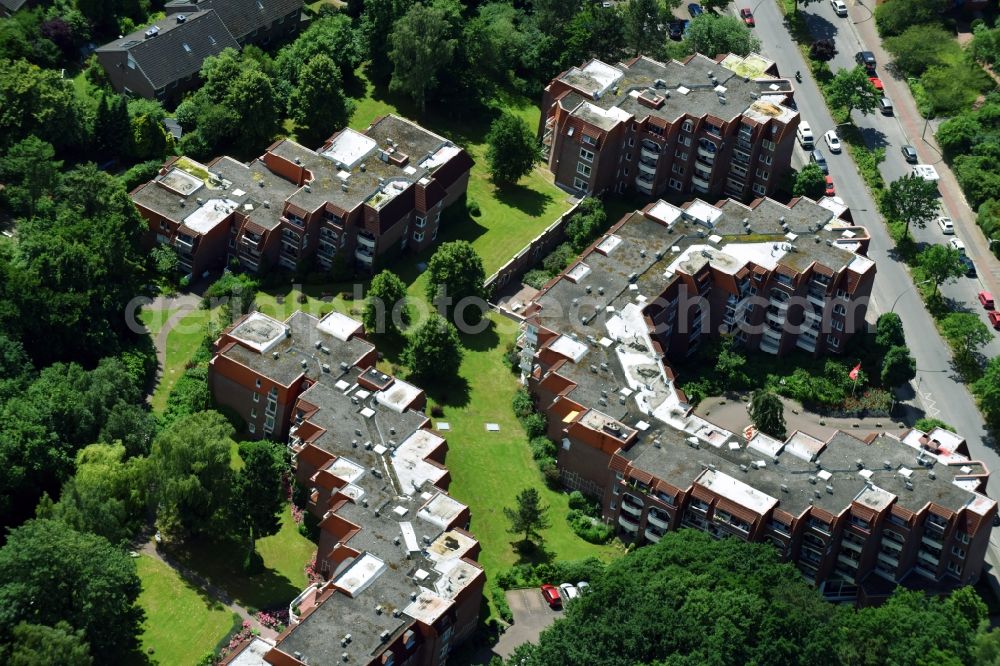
869 77 884 91
740 8 755 26
541 584 562 609
990 311 1000 330
979 290 995 310
825 175 835 196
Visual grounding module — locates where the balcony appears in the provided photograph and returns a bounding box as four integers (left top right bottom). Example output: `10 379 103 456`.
837 554 859 568
640 145 661 161
841 539 863 553
796 336 817 353
647 510 670 530
635 180 654 195
691 175 710 190
759 336 780 354
357 232 376 250
807 291 825 307
766 310 786 327
733 148 751 164
922 535 944 550
644 528 662 543
621 501 643 517
638 160 657 176
618 514 639 532
697 145 716 160
355 247 374 264
918 550 940 566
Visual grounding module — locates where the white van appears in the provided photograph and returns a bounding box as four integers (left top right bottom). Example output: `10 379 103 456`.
797 121 814 149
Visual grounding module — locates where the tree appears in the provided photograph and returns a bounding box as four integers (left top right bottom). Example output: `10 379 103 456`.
937 114 982 160
360 0 410 81
93 93 130 159
809 38 837 62
276 14 363 86
148 411 235 540
875 312 905 349
879 173 940 237
715 346 748 388
402 314 463 379
881 345 916 387
685 14 761 58
99 401 158 458
874 0 948 37
749 389 786 439
130 112 170 161
364 269 409 335
916 244 965 295
0 136 61 217
561 3 626 69
623 0 665 55
565 197 607 252
0 519 142 661
914 417 956 433
389 1 461 112
0 59 86 153
974 356 1000 431
792 163 826 200
232 440 286 570
225 68 280 150
485 112 540 184
289 55 355 148
1 622 92 666
884 24 952 77
426 241 487 325
203 272 259 323
52 443 148 545
504 487 550 544
826 65 880 117
941 312 991 377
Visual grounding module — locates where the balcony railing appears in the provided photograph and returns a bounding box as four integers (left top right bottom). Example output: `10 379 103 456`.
644 528 662 543
837 553 860 568
647 511 670 530
697 145 716 160
355 247 375 263
357 233 376 249
640 146 661 161
691 175 710 190
638 160 657 176
618 514 639 532
635 180 653 194
621 501 642 517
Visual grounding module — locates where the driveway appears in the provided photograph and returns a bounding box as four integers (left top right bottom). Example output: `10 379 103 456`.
492 588 562 659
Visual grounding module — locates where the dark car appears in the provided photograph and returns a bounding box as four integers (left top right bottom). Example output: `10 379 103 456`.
959 254 976 277
688 2 703 16
668 20 687 40
901 145 918 163
855 51 876 71
811 148 829 175
740 8 755 26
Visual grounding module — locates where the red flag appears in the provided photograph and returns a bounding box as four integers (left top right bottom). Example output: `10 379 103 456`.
849 362 861 381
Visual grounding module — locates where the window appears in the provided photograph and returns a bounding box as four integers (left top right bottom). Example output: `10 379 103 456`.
752 183 766 196
610 501 617 510
628 137 635 147
850 514 870 530
675 150 688 160
669 178 683 190
182 43 192 53
763 139 775 151
759 154 773 165
253 392 260 402
582 134 597 146
672 164 685 175
756 168 769 181
952 546 966 559
948 561 964 576
248 422 256 434
413 231 425 242
832 319 844 331
250 408 257 419
682 120 693 133
255 378 262 388
269 387 278 397
580 148 595 162
127 53 137 69
431 227 438 240
678 135 691 146
704 123 721 136
576 162 592 176
414 215 426 228
826 334 840 348
623 167 629 177
265 415 275 430
833 304 847 315
957 531 970 544
625 152 632 161
573 177 588 191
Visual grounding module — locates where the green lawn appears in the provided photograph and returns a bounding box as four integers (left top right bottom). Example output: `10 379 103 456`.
162 508 315 612
150 308 215 412
135 555 239 666
140 308 178 338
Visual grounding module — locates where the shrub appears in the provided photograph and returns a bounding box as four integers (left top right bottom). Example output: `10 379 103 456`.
512 389 535 419
567 490 589 512
542 243 577 274
522 412 547 438
915 417 956 432
467 199 482 217
490 584 513 623
523 269 553 289
567 509 614 544
530 436 557 460
540 458 561 488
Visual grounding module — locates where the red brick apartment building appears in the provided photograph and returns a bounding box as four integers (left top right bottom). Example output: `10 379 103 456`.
540 53 799 202
510 195 997 603
212 309 485 666
131 114 473 277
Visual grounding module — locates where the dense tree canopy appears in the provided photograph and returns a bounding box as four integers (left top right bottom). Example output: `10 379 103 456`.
402 314 463 379
0 58 87 154
793 163 827 200
826 66 880 117
276 14 363 86
485 112 540 184
1 622 92 666
0 519 143 661
426 241 488 325
0 135 61 217
685 14 761 58
389 0 461 112
289 54 356 148
364 269 410 335
749 389 786 439
880 173 941 236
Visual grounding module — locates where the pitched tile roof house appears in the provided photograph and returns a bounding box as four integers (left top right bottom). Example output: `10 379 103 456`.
96 0 302 101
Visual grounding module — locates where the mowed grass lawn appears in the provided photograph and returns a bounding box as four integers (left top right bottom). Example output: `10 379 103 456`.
135 555 239 666
148 307 216 412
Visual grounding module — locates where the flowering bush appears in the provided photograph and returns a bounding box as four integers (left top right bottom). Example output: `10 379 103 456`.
217 620 254 661
255 609 289 631
304 558 322 585
291 503 304 525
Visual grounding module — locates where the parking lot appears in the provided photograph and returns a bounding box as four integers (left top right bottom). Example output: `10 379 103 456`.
492 588 563 660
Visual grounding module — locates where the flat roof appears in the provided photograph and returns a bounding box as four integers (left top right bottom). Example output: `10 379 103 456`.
417 492 466 529
229 312 288 353
334 552 387 597
321 128 378 169
697 468 779 515
183 198 238 234
316 311 363 342
376 378 422 413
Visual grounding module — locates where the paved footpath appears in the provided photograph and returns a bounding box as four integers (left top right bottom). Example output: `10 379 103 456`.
850 0 1000 299
139 292 201 403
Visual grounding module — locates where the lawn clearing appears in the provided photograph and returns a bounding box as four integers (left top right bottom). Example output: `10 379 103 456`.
150 308 216 412
135 554 239 666
140 307 178 338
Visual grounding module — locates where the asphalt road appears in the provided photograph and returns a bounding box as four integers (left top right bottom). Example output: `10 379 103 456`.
745 0 1000 497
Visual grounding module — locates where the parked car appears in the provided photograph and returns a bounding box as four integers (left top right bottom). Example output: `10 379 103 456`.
950 237 966 255
855 51 876 71
811 148 828 174
541 584 562 609
559 583 579 602
937 217 954 235
831 0 848 15
879 97 893 115
576 581 591 594
740 7 755 25
901 145 918 163
979 291 995 310
825 175 836 196
959 254 976 277
797 121 814 149
990 310 1000 330
824 129 842 153
868 77 884 91
688 2 703 16
668 20 687 40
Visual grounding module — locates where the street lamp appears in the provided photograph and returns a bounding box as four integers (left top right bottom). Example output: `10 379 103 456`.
890 278 933 313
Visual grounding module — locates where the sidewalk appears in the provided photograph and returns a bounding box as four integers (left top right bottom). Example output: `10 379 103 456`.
849 0 1000 300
